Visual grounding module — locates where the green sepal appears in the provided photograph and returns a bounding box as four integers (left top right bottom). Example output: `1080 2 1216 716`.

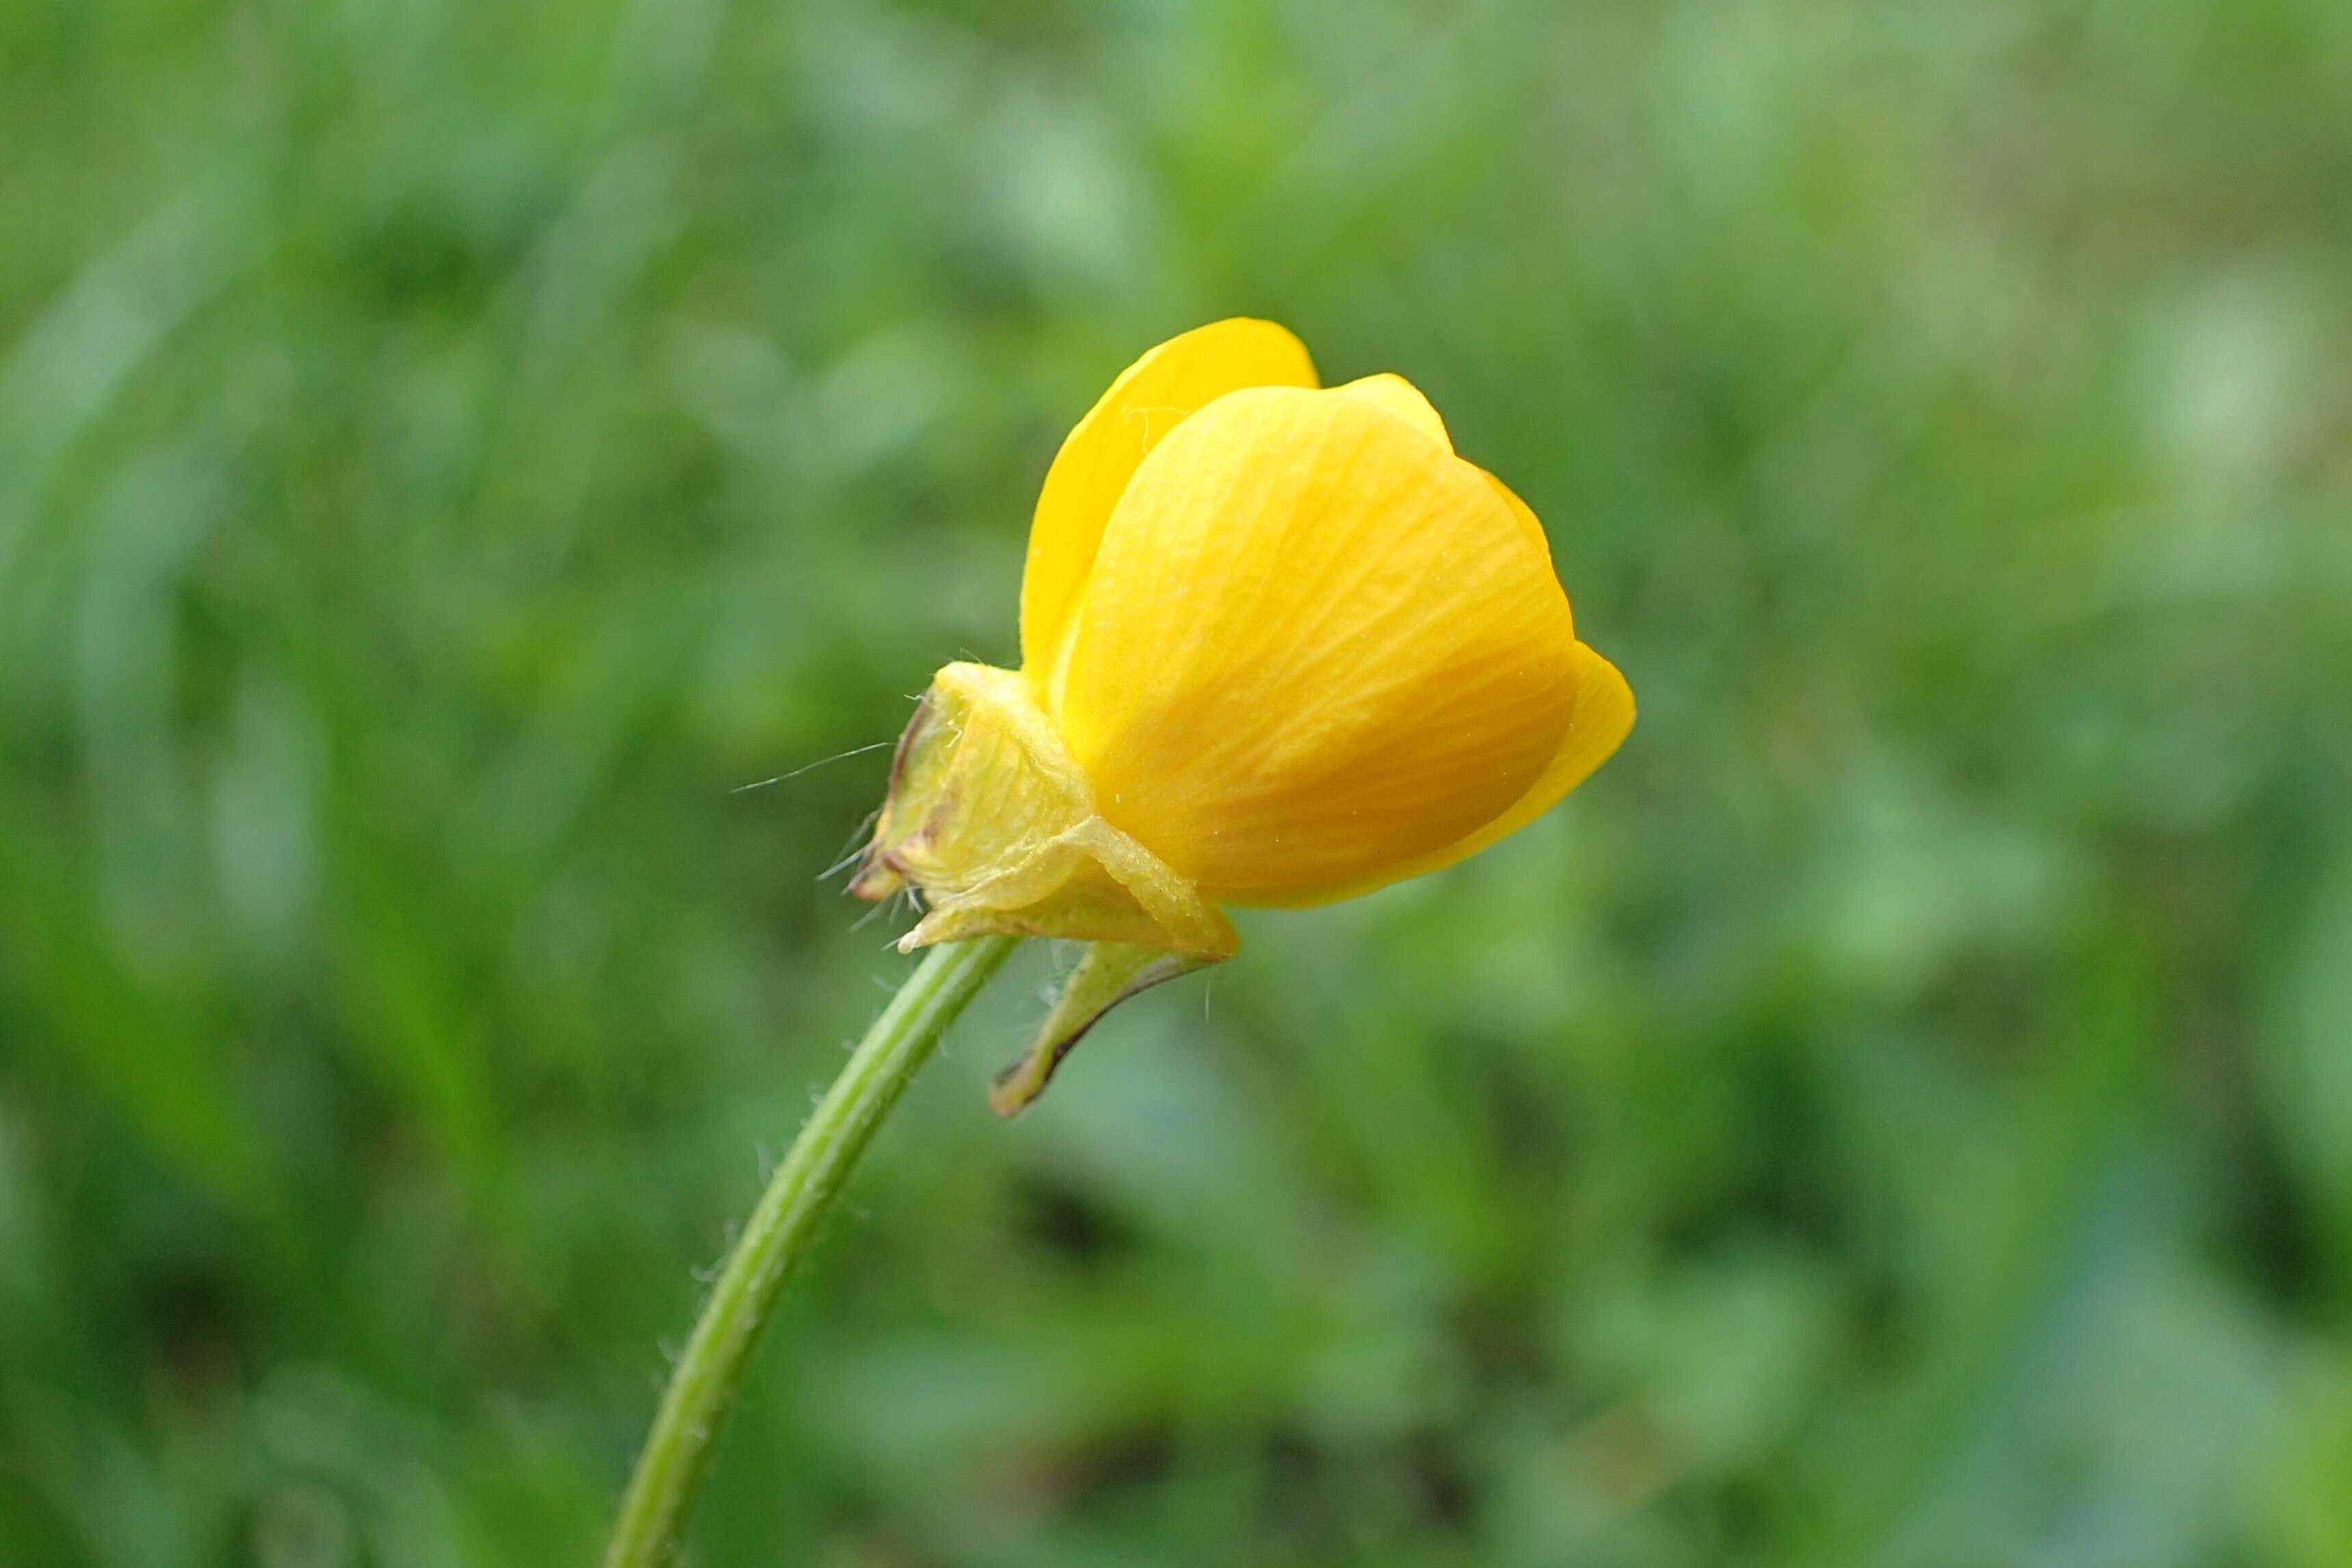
989 941 1223 1116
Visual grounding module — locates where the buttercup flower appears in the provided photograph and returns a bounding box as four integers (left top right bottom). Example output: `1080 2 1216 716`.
852 319 1632 1111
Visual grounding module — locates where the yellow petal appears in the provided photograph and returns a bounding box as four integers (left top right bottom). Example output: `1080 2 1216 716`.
1259 640 1633 906
1020 319 1317 689
1481 471 1566 620
1336 374 1558 583
1334 372 1450 449
1051 384 1581 903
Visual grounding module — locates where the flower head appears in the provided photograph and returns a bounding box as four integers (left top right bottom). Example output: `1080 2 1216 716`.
853 319 1632 1110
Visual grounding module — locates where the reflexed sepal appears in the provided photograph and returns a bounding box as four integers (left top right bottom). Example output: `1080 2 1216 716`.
850 662 1236 959
989 941 1222 1116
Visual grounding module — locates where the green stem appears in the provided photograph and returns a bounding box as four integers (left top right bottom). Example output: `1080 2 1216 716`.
603 934 1023 1568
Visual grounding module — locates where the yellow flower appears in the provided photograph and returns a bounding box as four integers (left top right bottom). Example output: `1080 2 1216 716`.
852 319 1633 1110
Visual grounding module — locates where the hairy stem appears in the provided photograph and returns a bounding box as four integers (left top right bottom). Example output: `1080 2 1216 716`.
603 934 1023 1568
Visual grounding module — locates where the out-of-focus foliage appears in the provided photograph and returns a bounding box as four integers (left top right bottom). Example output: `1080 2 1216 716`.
3 0 2349 1563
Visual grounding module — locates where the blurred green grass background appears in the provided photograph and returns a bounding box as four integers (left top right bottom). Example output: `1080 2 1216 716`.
4 0 2351 1563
